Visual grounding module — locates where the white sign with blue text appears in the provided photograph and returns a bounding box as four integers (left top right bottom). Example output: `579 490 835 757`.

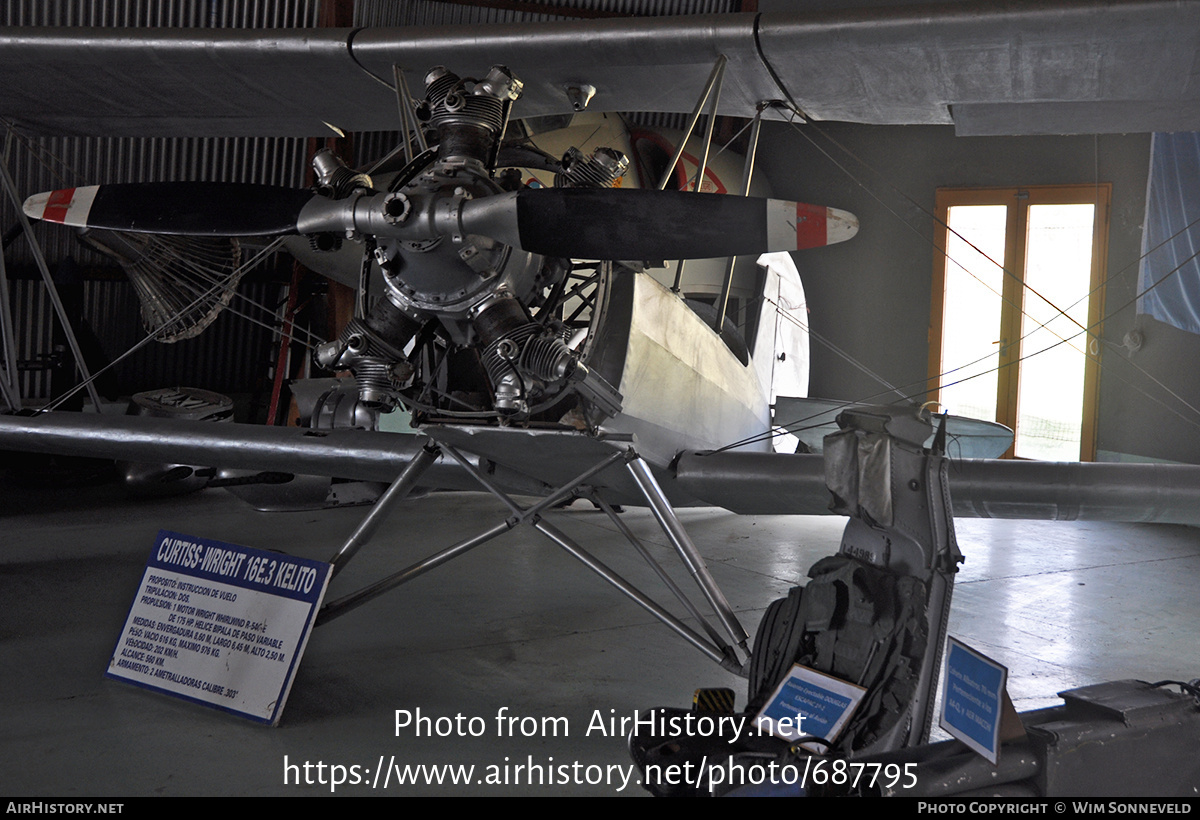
940 637 1008 764
107 530 331 725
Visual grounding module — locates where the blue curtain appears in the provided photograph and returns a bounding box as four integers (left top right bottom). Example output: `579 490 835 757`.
1138 132 1200 335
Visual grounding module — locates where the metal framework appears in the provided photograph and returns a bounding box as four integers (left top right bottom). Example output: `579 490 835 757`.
317 432 752 674
715 103 763 331
649 51 768 335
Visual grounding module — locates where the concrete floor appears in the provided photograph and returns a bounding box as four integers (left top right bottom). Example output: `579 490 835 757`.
3 469 1199 796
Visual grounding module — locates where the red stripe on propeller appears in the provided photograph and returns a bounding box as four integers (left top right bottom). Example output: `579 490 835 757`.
795 202 828 249
42 188 76 223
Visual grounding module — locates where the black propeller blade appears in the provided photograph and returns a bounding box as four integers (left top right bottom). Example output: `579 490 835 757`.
23 182 314 237
461 187 858 260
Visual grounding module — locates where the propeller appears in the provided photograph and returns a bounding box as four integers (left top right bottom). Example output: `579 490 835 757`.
23 183 314 237
24 182 858 259
462 188 858 259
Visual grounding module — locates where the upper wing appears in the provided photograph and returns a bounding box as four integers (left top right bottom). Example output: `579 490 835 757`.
1 1 1198 137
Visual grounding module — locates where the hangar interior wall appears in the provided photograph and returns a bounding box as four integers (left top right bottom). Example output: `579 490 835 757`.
759 123 1200 465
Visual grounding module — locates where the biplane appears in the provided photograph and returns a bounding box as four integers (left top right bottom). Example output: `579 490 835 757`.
2 3 1200 780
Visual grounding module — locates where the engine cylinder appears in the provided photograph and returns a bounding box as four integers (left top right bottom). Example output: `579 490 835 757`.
557 146 629 189
472 295 581 414
423 67 514 165
315 299 422 410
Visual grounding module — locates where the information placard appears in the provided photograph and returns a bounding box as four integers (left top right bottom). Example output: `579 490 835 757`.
939 637 1008 763
107 530 331 725
755 664 866 751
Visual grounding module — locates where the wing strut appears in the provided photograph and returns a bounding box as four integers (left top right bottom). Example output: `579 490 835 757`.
664 54 727 295
327 440 443 577
627 456 750 654
315 433 750 675
657 54 727 193
716 103 766 331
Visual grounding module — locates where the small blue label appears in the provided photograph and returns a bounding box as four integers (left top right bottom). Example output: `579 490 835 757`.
760 678 850 741
941 637 1007 762
756 665 865 746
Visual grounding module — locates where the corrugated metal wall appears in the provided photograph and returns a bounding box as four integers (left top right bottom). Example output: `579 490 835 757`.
1 0 321 406
1 0 319 27
6 0 737 28
7 275 281 402
5 136 312 272
355 0 738 26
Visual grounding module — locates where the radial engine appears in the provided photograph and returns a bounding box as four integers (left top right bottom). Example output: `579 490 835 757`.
311 66 625 423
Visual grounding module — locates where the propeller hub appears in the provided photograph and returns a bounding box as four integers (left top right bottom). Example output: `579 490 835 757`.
374 168 542 321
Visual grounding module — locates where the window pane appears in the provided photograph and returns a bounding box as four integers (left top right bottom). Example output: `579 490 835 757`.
939 205 1007 422
1015 204 1094 460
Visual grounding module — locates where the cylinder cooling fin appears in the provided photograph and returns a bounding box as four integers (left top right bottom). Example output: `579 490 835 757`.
557 146 629 189
423 66 521 165
315 298 422 410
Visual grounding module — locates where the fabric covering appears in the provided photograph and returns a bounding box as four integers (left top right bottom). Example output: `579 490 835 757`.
1138 132 1200 335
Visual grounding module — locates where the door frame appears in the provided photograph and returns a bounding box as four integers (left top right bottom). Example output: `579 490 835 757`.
928 184 1110 460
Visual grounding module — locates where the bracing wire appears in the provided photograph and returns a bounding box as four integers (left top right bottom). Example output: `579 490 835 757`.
3 123 326 351
722 36 1200 454
790 120 1200 423
38 238 289 414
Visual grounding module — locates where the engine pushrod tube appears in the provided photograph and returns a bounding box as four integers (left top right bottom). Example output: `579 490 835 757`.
626 455 749 650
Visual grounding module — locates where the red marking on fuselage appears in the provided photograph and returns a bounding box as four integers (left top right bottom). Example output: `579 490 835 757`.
42 188 76 223
629 130 728 194
794 202 828 249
